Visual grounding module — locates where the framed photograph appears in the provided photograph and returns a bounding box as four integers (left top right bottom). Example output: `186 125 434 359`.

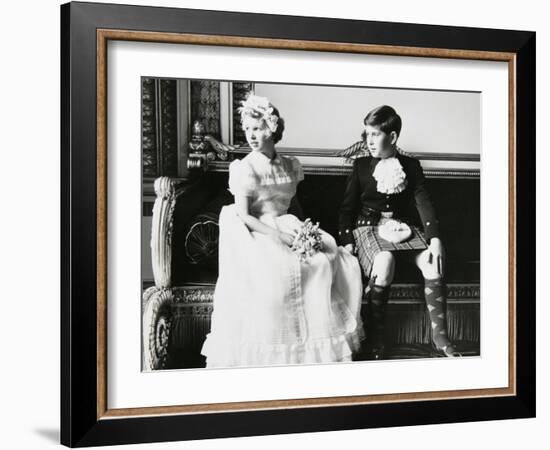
61 1 535 447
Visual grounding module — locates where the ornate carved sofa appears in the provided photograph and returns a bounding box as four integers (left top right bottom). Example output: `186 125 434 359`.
142 159 480 370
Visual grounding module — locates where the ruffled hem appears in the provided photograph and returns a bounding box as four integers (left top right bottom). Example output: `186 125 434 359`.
201 326 365 368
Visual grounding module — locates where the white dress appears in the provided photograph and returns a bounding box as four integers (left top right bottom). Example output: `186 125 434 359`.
201 151 364 368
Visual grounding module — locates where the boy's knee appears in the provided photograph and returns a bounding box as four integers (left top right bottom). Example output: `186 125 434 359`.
372 252 395 286
374 251 395 266
420 263 440 280
415 250 440 280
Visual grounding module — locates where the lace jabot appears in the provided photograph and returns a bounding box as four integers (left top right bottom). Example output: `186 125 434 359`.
372 157 407 194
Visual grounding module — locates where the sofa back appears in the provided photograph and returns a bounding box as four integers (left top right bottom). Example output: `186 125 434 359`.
170 169 480 286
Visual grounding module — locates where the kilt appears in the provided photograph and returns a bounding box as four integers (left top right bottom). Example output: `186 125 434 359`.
353 220 428 278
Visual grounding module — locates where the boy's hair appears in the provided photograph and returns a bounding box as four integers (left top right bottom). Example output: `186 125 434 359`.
362 105 402 140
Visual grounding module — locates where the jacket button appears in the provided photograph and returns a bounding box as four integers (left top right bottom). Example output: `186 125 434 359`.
426 221 431 226
386 204 390 208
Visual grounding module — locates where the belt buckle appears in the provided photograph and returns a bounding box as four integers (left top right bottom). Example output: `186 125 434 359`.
381 211 394 218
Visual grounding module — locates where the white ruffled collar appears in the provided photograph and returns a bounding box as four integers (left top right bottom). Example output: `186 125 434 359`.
249 149 282 165
372 156 407 194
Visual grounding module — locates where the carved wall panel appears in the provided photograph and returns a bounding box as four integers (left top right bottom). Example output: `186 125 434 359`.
190 80 221 139
142 78 158 176
159 80 178 176
141 78 178 178
232 82 254 144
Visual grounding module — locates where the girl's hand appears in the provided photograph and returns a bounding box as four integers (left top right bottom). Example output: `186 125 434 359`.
428 237 445 277
275 231 296 247
344 244 355 254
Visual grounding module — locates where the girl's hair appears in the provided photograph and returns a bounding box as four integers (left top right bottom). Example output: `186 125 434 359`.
361 105 402 141
239 95 285 144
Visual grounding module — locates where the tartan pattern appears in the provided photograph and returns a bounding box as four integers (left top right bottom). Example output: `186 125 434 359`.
353 225 428 277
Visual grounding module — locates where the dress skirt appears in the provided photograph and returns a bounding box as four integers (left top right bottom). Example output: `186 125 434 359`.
353 217 428 278
201 204 364 368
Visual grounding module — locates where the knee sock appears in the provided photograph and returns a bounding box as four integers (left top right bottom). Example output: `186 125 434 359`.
424 278 453 350
366 279 390 348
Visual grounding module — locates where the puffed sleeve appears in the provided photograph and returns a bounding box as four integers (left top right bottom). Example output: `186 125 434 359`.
338 159 361 246
409 158 440 241
228 159 257 197
289 156 304 182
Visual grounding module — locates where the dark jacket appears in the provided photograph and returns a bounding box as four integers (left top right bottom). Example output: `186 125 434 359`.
338 153 440 246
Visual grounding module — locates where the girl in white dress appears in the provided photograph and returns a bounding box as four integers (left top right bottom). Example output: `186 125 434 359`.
201 95 363 368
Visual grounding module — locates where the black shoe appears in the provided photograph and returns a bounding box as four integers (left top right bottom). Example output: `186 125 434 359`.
365 344 386 360
432 342 462 357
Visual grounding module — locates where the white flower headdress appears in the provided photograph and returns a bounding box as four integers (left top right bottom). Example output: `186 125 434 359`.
239 94 279 133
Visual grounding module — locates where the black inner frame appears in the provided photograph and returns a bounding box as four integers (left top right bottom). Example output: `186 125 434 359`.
61 2 536 447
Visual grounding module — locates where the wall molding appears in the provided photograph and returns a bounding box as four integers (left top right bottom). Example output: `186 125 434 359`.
275 146 480 162
207 160 480 178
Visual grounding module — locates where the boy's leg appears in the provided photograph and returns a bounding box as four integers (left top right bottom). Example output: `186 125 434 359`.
365 251 395 359
415 249 459 356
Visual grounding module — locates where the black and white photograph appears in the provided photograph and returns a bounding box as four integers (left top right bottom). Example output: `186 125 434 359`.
1 0 546 445
141 78 481 371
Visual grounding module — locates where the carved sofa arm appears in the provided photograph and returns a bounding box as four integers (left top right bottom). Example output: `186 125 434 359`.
144 174 217 370
150 177 180 289
142 177 181 370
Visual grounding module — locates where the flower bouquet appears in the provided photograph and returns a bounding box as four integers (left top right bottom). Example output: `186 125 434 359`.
291 218 323 261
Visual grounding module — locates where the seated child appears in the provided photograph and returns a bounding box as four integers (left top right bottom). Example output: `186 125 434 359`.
338 105 459 359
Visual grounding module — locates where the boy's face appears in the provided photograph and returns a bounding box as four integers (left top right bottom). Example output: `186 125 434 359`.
364 124 397 159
